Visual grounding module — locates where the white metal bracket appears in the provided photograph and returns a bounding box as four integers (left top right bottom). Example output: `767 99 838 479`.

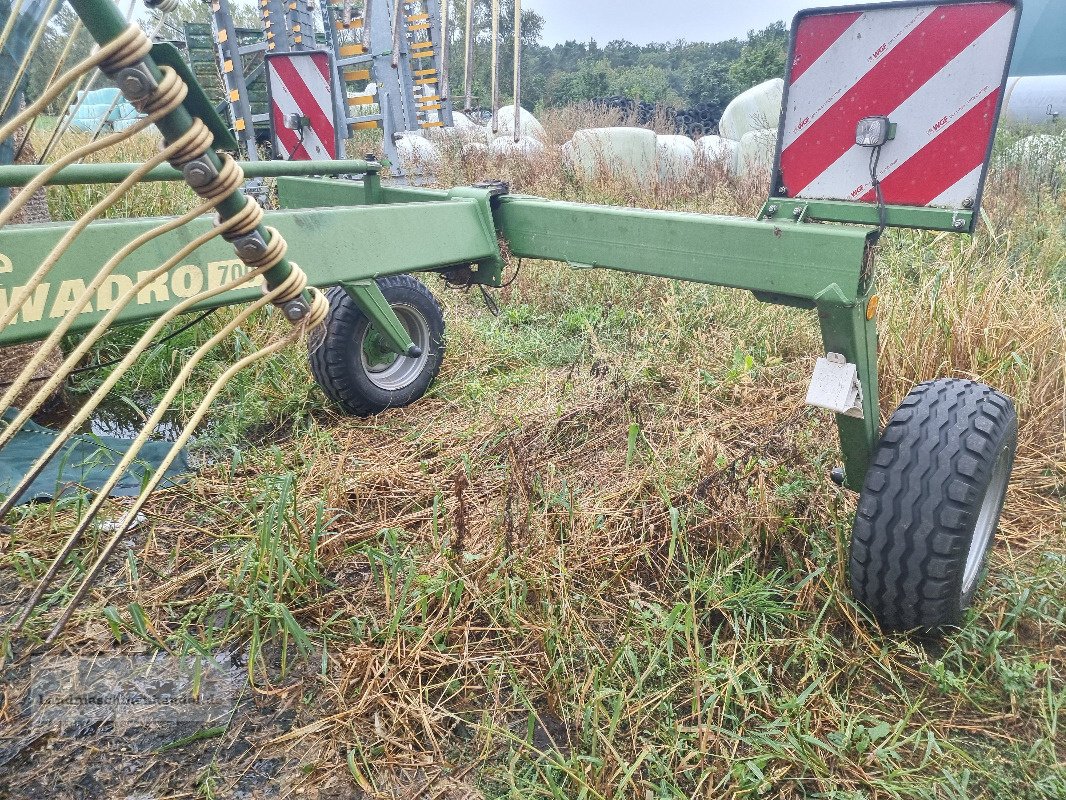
805 352 864 419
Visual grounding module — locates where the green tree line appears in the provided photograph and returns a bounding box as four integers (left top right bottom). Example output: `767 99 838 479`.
21 1 788 123
447 0 788 120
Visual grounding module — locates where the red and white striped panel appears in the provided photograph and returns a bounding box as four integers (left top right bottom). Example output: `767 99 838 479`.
265 51 339 161
778 1 1019 208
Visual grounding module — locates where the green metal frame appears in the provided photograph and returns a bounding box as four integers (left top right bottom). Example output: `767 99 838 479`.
0 166 881 488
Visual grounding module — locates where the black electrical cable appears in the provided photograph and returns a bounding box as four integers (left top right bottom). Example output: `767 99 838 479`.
0 308 222 390
69 308 219 376
500 257 523 288
869 144 888 242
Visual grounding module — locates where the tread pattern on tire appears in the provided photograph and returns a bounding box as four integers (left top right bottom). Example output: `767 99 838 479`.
309 276 445 417
850 379 1017 631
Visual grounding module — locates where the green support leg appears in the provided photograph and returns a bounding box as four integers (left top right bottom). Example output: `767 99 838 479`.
341 281 418 356
815 291 881 491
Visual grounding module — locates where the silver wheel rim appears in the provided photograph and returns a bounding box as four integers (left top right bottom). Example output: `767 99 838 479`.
962 444 1012 595
359 303 432 391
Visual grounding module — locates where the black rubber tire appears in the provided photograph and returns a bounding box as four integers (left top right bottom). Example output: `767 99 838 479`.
309 276 445 417
850 379 1017 631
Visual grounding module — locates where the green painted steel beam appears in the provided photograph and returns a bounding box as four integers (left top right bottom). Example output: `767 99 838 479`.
0 200 500 346
276 178 447 209
761 198 976 234
494 196 875 303
816 298 880 490
0 160 379 188
278 179 507 286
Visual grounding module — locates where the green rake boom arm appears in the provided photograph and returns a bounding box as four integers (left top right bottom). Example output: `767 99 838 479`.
0 172 881 487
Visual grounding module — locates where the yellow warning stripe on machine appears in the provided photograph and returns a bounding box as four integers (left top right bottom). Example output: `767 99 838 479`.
414 77 437 85
335 18 364 29
411 40 434 49
339 43 364 57
407 12 429 21
408 22 430 31
347 94 376 105
353 120 379 130
419 103 443 111
344 69 371 82
235 118 246 131
217 28 228 43
420 121 445 128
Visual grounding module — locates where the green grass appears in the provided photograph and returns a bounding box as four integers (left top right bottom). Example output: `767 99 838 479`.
3 121 1064 798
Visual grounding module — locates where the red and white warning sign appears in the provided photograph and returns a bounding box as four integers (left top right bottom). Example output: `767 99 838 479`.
776 1 1020 209
265 50 340 161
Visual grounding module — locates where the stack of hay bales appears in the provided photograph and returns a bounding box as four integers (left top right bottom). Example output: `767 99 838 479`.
560 78 783 183
396 106 547 167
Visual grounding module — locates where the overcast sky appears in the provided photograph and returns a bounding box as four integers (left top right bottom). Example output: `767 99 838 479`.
525 0 909 45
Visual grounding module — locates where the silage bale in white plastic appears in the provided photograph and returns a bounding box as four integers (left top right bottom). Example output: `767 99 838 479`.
395 134 441 168
564 127 658 183
719 78 784 142
656 135 697 179
697 135 740 174
490 136 545 157
462 141 489 157
736 129 778 177
452 111 479 129
488 105 546 141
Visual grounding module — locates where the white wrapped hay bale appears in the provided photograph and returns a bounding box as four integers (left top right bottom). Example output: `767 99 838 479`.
564 127 658 183
697 135 739 174
490 136 546 157
1002 76 1066 125
395 134 441 168
462 141 489 157
487 105 546 141
656 135 697 179
452 110 479 129
719 78 784 142
736 129 778 177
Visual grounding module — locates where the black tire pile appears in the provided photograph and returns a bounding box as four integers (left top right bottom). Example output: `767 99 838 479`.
592 96 719 137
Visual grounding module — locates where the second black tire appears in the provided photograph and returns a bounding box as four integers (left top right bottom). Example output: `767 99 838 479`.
850 379 1017 631
309 276 446 417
